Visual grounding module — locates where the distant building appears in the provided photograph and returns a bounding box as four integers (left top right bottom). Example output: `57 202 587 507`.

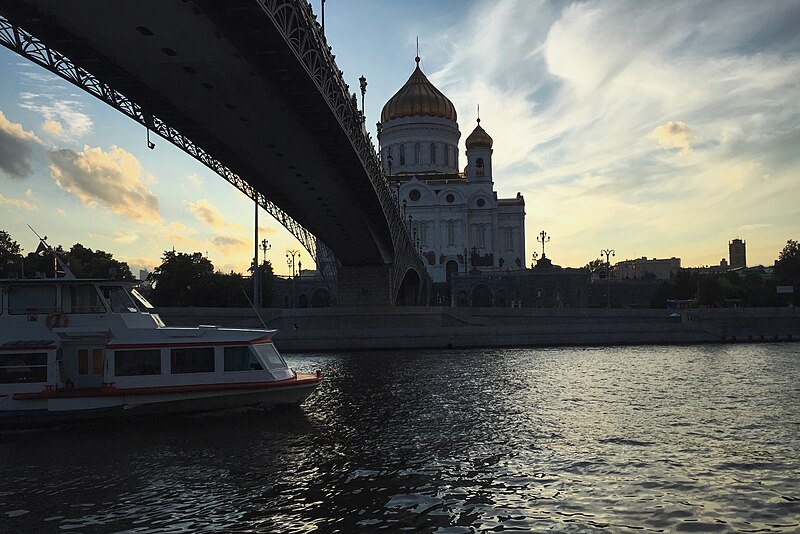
614 257 681 280
138 269 150 281
377 56 526 285
729 238 746 269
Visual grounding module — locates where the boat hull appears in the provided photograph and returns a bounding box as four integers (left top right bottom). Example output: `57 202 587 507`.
0 374 321 427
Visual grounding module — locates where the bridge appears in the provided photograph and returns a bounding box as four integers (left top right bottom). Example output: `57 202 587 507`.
0 0 430 306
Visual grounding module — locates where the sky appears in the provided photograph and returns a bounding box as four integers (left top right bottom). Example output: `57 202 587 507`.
1 0 799 277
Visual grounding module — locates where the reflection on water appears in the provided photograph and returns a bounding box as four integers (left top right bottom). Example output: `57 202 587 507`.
2 344 799 533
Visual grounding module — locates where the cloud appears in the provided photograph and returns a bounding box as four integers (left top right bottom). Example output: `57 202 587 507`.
650 121 695 154
19 93 93 140
0 193 37 211
0 110 42 179
185 198 247 235
48 145 161 222
423 0 800 266
41 119 66 139
211 235 248 255
185 198 225 228
160 221 199 248
187 173 203 186
112 231 139 244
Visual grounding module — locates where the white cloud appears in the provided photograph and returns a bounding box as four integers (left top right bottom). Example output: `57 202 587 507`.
423 0 800 266
20 93 93 140
48 145 161 222
0 193 37 211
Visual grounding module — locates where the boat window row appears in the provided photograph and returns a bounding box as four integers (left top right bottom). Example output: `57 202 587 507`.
114 345 274 377
5 284 147 315
0 352 48 383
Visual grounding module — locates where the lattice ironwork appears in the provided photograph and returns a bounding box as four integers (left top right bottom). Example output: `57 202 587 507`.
258 0 431 303
0 13 338 301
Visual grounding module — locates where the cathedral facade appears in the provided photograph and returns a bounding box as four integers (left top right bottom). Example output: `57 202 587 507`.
377 57 526 285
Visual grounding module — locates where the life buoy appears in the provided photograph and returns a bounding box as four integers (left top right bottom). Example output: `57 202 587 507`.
45 311 69 329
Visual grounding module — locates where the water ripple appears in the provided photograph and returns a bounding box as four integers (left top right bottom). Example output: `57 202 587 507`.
1 343 798 532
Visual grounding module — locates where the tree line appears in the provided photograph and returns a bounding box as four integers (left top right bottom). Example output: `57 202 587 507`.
0 230 274 307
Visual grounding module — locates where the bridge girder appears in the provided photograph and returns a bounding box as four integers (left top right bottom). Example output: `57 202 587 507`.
0 0 431 304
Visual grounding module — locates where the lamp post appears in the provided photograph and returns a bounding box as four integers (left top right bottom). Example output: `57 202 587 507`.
286 249 300 308
358 75 367 124
601 248 615 308
286 249 300 278
537 230 550 258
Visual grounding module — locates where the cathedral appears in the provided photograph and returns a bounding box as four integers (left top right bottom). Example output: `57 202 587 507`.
377 56 526 285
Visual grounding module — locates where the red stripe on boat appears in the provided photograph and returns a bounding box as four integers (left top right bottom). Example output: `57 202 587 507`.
0 345 56 351
12 373 321 400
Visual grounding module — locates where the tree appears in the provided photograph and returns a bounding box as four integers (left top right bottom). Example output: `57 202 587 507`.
774 239 800 305
63 243 134 280
0 230 23 277
774 240 800 285
148 251 215 306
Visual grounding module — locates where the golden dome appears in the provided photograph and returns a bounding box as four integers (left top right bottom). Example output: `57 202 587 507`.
465 119 493 149
381 57 457 123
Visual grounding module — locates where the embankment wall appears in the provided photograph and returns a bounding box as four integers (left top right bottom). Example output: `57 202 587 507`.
155 306 800 352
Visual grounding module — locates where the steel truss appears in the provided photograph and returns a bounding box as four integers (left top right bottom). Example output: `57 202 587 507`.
258 0 431 303
0 13 338 300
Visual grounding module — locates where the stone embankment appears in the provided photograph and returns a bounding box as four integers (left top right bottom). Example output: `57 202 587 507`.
156 306 800 352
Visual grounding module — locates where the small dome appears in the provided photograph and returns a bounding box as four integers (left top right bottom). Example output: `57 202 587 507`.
465 119 493 149
381 57 457 123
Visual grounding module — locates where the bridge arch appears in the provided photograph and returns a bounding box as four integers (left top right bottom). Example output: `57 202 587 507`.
395 268 422 306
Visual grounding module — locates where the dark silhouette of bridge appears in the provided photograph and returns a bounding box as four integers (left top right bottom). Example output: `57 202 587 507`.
0 0 429 305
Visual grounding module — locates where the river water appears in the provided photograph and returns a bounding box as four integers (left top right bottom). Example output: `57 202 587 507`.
1 344 799 533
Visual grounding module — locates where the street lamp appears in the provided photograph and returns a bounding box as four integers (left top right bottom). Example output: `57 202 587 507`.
537 230 550 258
286 249 300 278
359 75 367 124
601 248 615 308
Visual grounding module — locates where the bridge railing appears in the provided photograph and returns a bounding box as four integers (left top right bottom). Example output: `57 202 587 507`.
260 0 431 300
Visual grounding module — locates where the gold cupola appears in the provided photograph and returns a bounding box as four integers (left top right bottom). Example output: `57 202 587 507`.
465 118 493 149
380 57 457 123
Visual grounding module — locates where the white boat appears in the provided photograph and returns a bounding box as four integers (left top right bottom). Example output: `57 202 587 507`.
0 241 321 426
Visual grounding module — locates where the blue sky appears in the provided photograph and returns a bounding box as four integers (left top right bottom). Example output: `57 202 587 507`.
1 0 799 276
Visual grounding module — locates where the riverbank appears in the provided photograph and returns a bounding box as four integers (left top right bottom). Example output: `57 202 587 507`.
155 306 800 352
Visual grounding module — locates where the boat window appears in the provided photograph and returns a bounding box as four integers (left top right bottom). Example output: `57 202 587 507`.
8 285 57 315
252 343 288 370
224 346 264 371
63 284 105 314
170 347 214 374
114 349 161 376
130 288 155 311
0 352 48 383
78 348 104 375
100 285 138 313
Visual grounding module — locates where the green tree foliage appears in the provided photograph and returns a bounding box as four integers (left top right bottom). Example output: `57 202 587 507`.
0 230 23 277
148 251 215 307
774 239 800 305
63 243 134 280
774 240 800 285
147 250 266 307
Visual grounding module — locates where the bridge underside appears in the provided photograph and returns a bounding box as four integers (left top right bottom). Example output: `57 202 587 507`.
1 0 393 267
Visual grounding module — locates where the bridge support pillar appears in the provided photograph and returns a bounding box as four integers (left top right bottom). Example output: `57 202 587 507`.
337 266 392 307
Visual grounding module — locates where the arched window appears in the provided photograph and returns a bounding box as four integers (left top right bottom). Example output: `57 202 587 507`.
414 143 421 164
444 145 450 166
476 157 485 177
430 142 436 164
399 144 406 165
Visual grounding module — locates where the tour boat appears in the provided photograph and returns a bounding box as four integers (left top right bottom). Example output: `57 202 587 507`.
0 241 322 426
